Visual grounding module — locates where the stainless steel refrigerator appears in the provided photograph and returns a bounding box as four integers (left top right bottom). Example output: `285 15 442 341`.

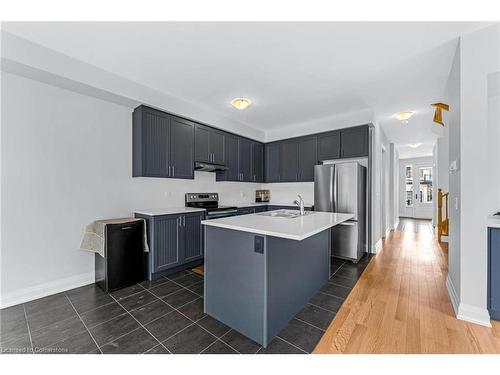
314 162 367 263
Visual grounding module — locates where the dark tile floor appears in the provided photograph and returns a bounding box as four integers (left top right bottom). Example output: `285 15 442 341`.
0 255 372 354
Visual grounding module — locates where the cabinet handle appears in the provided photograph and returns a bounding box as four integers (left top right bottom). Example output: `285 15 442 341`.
183 216 186 226
178 217 181 227
172 166 175 176
168 165 171 176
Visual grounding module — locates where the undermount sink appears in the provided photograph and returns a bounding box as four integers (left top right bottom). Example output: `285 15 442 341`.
257 209 314 218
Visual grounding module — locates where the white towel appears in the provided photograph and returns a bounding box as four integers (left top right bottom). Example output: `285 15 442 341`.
80 217 149 257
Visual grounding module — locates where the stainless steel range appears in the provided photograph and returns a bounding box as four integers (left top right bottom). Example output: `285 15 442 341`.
185 193 237 219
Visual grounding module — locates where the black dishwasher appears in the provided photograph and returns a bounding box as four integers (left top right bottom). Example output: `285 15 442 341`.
95 220 147 292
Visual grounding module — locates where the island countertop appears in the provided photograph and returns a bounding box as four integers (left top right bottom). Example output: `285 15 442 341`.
201 210 354 240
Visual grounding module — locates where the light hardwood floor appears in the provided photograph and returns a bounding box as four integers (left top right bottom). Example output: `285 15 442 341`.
313 220 500 353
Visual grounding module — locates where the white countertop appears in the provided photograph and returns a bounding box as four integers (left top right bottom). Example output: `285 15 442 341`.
202 210 354 240
488 215 500 229
134 207 206 216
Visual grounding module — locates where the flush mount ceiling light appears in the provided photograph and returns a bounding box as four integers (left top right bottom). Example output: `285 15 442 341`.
407 143 422 148
393 111 415 122
230 98 252 110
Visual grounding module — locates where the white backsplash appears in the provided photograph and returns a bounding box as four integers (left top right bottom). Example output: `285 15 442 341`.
261 182 314 205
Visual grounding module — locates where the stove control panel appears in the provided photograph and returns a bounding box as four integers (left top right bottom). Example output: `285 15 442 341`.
185 193 219 203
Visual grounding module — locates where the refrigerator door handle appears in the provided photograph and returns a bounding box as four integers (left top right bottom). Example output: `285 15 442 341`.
333 165 338 212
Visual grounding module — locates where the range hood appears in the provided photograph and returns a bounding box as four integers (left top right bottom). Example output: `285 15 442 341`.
194 162 228 172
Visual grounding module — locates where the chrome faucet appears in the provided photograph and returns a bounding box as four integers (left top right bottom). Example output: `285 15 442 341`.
293 194 305 216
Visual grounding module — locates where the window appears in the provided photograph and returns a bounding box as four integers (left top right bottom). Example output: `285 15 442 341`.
405 165 413 207
419 167 433 204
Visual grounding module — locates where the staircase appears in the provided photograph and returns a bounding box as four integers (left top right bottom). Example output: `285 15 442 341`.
437 188 449 242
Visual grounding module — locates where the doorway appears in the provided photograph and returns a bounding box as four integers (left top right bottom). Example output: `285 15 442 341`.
400 160 433 220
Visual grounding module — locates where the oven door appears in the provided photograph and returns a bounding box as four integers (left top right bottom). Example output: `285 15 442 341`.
206 209 238 220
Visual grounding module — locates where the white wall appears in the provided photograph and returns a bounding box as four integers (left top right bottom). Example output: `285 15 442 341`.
445 41 462 315
390 144 399 229
488 80 500 212
371 123 392 250
456 24 500 326
0 73 262 307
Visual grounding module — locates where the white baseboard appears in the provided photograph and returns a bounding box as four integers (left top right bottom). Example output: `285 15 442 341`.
385 227 392 238
373 238 383 253
457 303 492 327
446 275 459 315
0 272 94 309
393 220 399 230
446 275 492 327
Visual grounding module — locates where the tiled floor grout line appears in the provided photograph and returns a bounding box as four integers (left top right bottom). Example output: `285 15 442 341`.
64 295 103 354
22 304 34 354
198 339 221 354
273 336 309 354
190 319 242 354
144 286 234 353
307 301 340 315
5 262 375 355
293 316 326 332
108 293 173 354
144 343 164 354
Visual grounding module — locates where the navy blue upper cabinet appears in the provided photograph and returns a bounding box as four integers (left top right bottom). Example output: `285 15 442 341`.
341 125 369 158
133 106 194 179
133 106 170 177
265 143 281 183
238 138 253 182
194 124 225 164
217 134 239 181
317 131 341 161
280 140 299 182
298 136 318 182
252 142 264 183
170 117 195 179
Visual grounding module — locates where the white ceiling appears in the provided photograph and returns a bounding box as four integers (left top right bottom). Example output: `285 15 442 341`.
2 22 490 144
396 141 435 159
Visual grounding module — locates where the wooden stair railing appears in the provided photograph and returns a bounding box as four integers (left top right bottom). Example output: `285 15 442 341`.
438 188 449 242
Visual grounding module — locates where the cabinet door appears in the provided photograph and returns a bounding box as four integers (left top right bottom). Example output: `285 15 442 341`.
317 131 341 161
210 130 225 165
182 213 203 262
238 138 253 182
265 143 281 183
489 228 500 318
140 109 171 177
280 141 299 182
298 136 317 182
341 126 369 158
237 207 255 215
252 142 264 183
194 124 211 162
170 117 195 179
153 216 180 272
217 134 239 181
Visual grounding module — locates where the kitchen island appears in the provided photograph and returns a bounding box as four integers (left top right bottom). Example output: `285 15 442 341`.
202 210 353 347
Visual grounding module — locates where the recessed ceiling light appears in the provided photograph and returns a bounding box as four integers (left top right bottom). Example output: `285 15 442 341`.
393 111 414 121
230 98 252 110
407 143 422 148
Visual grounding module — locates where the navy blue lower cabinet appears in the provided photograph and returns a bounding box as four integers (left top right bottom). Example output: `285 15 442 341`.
135 212 204 279
237 207 255 216
488 227 500 320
